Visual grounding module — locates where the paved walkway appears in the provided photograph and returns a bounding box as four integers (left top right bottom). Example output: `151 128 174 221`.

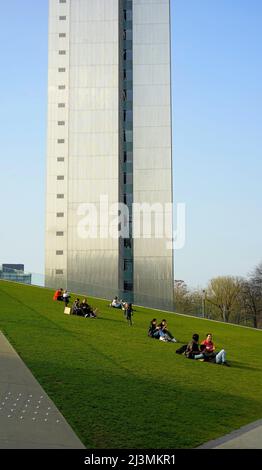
0 331 85 449
198 419 262 449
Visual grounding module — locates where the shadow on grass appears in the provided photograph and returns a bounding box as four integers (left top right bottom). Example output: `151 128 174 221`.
25 355 262 449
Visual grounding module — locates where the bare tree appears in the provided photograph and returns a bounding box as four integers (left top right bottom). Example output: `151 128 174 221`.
207 276 242 323
174 281 192 314
241 262 262 328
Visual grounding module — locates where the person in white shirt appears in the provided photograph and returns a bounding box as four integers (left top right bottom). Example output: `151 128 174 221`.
110 296 122 309
62 290 70 307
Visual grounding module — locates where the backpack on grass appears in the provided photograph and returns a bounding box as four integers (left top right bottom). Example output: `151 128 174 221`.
176 344 187 355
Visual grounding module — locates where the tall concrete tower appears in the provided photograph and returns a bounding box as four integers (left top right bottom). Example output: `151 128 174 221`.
46 0 174 310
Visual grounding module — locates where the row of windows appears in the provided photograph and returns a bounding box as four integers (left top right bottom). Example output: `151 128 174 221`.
121 2 133 288
54 276 134 285
56 19 66 260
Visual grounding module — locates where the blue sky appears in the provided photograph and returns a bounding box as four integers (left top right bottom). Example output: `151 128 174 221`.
0 1 261 288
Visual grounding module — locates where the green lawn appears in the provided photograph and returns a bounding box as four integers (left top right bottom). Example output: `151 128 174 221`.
0 280 261 448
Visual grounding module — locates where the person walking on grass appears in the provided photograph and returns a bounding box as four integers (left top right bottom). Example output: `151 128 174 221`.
125 303 133 326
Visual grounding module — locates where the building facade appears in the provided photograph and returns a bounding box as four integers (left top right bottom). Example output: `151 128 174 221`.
46 0 174 310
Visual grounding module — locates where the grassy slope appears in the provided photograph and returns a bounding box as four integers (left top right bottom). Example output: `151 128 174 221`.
0 280 261 449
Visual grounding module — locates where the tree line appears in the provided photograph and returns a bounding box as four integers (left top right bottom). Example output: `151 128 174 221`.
174 261 262 329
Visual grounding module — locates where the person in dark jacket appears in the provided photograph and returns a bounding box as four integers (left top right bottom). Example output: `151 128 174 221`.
148 318 158 338
125 303 133 326
185 333 204 359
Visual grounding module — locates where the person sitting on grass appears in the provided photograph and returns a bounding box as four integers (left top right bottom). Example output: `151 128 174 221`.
80 298 98 318
185 333 204 359
148 318 158 338
201 333 230 366
62 290 70 307
109 296 122 309
53 288 63 301
157 319 177 343
72 298 82 316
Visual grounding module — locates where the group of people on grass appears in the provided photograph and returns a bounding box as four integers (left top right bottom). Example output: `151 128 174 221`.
53 288 98 318
179 333 229 366
72 298 98 318
54 290 229 365
53 288 70 305
148 318 177 342
148 319 229 366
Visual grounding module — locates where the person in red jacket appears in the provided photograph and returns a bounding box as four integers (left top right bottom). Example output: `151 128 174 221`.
201 333 215 353
201 333 230 366
53 288 63 301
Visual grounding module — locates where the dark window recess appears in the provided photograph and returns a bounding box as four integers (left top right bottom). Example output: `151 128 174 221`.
56 231 64 236
57 139 65 143
57 157 64 162
57 194 64 199
56 212 64 217
58 103 65 108
124 238 132 248
59 16 66 20
56 250 63 255
58 85 66 89
124 259 132 271
59 33 66 38
124 281 133 291
58 121 65 126
59 50 66 55
57 175 64 180
58 68 66 72
60 0 66 3
56 269 63 275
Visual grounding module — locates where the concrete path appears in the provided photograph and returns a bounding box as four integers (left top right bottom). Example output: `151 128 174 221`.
0 331 85 449
198 419 262 449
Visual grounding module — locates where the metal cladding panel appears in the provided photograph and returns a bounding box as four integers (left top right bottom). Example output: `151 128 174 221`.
45 0 120 297
67 0 119 297
133 0 174 310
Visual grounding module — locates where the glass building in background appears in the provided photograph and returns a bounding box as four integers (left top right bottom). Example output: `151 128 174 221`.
46 0 174 310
